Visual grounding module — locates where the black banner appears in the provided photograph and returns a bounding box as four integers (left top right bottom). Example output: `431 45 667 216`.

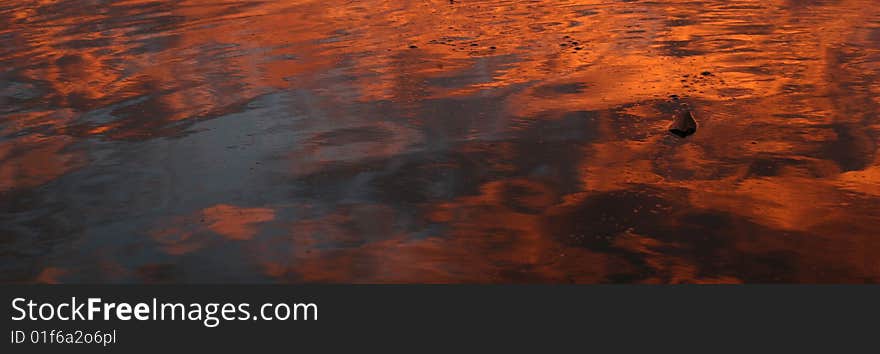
2 285 877 352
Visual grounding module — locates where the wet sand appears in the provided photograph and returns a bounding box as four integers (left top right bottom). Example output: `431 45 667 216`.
1 0 879 283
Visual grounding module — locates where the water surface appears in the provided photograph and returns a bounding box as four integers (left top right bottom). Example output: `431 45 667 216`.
2 0 879 283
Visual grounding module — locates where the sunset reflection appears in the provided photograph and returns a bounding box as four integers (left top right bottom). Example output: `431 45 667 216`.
1 0 878 283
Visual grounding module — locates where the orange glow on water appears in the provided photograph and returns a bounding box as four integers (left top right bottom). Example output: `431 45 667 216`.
2 0 879 283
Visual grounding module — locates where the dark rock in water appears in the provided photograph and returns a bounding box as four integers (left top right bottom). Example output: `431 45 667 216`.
409 45 418 49
701 71 712 76
668 108 697 137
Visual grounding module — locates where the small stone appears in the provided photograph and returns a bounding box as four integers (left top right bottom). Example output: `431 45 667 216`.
409 45 418 49
669 108 697 138
701 71 712 76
